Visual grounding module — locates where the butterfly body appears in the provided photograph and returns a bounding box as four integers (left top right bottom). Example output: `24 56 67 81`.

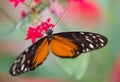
10 29 108 76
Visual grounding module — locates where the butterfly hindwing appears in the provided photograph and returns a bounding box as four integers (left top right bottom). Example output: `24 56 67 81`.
50 32 108 58
9 37 49 76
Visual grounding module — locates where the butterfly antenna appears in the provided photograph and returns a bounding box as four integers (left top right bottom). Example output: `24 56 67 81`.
55 5 69 26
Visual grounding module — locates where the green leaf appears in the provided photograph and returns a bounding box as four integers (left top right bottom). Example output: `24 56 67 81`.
58 53 90 80
0 16 29 38
0 54 15 75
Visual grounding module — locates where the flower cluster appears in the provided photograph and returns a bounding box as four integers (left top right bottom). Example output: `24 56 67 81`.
8 0 100 42
8 0 64 43
49 0 63 17
9 0 40 7
9 0 64 17
9 0 25 7
25 18 55 43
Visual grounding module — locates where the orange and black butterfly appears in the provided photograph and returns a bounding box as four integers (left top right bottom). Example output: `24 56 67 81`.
9 29 108 76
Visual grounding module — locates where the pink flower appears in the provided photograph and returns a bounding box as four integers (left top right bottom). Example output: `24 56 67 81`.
25 18 55 43
9 0 25 7
40 18 55 33
21 10 27 19
63 0 101 28
49 0 63 17
34 0 40 4
108 55 120 82
25 25 43 43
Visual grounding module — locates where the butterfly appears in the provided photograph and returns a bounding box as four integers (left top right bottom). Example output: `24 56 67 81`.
9 29 108 76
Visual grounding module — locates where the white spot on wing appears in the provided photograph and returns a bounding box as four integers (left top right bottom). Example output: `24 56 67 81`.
82 49 86 52
25 48 28 52
89 44 94 48
27 60 30 64
96 44 99 47
17 70 20 72
76 51 80 54
80 32 84 35
95 40 98 42
93 36 96 38
88 33 94 36
100 43 104 46
85 36 93 43
81 44 84 47
21 64 25 71
24 68 27 72
99 38 104 43
85 36 89 39
86 48 90 52
12 65 16 72
13 71 16 75
21 55 26 64
14 59 20 63
86 38 93 43
96 35 101 37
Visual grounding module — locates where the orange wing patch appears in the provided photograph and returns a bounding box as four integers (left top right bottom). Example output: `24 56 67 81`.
32 38 49 67
50 36 79 58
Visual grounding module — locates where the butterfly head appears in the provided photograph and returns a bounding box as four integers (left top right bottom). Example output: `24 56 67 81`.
47 28 53 40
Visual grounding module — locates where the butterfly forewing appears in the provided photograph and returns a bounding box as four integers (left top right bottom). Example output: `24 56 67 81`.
9 37 49 76
50 32 108 58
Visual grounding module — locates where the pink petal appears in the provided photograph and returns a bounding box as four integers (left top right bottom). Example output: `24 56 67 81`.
28 27 35 31
34 0 40 4
20 0 25 2
9 0 25 7
21 10 27 18
49 1 63 17
48 24 55 28
9 0 15 2
64 0 101 28
37 33 44 37
31 35 37 43
49 2 55 13
27 33 32 37
36 25 41 31
47 18 50 23
25 36 31 40
14 1 19 7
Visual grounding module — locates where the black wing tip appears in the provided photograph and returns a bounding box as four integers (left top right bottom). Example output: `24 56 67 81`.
9 67 20 76
101 35 108 46
9 70 18 76
9 66 36 76
9 70 24 76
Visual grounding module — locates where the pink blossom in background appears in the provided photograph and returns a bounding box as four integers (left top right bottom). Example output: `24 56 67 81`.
63 0 101 28
9 0 25 7
34 0 40 4
108 55 120 82
49 0 63 17
21 10 27 19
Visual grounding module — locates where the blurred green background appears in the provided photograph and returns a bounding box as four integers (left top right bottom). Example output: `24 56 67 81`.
0 0 120 82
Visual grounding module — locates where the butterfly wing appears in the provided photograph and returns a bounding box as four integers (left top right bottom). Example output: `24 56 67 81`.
9 37 49 76
50 32 108 58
